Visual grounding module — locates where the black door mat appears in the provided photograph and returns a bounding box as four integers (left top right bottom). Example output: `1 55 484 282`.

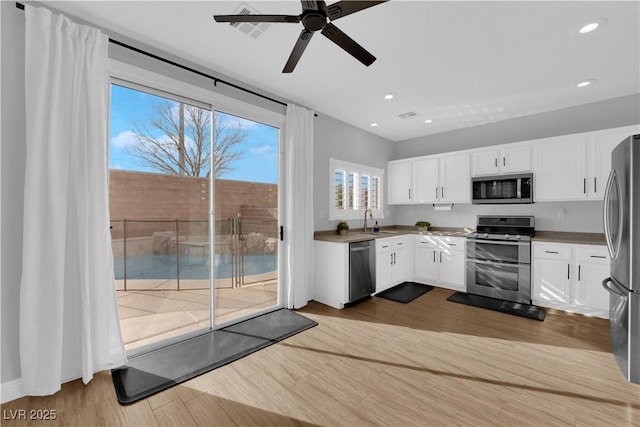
111 309 317 404
447 291 546 321
375 282 434 303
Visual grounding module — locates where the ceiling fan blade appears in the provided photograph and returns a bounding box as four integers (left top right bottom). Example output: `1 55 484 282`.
214 14 300 24
321 23 376 66
283 30 314 73
326 1 388 21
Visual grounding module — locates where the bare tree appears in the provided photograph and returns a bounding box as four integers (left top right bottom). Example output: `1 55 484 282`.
128 101 244 177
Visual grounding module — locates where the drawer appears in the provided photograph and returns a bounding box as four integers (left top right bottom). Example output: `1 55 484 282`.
439 236 465 251
415 235 438 248
533 243 571 260
375 238 394 252
575 245 610 264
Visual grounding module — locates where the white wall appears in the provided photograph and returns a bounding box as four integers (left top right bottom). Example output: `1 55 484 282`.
313 114 395 232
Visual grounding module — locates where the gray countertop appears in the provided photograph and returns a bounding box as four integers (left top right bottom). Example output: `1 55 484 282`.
314 226 606 246
532 230 606 246
314 226 473 243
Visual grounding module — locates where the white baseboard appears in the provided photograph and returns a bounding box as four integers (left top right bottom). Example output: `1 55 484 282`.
1 378 25 404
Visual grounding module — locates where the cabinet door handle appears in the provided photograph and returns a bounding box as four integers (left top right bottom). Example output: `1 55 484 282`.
440 252 443 263
590 255 607 259
594 177 597 193
495 158 498 167
503 157 506 167
394 253 396 265
409 189 411 200
390 253 393 265
397 242 403 246
382 245 389 248
583 178 586 194
436 187 438 199
578 265 581 282
449 243 457 246
433 251 436 263
441 186 444 199
568 264 570 280
545 250 559 254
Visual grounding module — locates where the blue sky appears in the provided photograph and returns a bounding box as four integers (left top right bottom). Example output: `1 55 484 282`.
109 84 279 184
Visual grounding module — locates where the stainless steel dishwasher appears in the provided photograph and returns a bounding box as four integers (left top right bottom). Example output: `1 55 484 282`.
349 240 376 303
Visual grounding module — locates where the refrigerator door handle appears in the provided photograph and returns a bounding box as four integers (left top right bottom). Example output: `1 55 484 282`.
602 277 628 299
603 169 616 258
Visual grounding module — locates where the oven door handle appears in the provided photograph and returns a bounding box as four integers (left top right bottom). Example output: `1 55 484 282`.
466 238 529 246
466 258 527 266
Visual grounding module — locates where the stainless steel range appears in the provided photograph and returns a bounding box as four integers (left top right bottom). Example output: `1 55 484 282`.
466 215 535 304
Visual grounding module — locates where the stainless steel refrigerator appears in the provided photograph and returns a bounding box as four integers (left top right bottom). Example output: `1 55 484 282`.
602 134 640 384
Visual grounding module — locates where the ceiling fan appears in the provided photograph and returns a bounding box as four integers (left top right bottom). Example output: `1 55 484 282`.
213 1 388 73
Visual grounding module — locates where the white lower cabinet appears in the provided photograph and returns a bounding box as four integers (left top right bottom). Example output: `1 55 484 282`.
375 236 412 293
532 242 610 318
414 235 466 291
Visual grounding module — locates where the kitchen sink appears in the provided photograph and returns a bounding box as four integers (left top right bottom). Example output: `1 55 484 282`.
364 230 398 235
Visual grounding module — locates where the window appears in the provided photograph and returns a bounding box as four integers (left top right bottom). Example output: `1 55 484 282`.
330 158 384 220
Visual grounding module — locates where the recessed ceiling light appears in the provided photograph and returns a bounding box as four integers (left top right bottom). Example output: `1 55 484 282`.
370 122 378 127
424 119 433 124
576 79 596 88
577 18 606 34
384 94 394 100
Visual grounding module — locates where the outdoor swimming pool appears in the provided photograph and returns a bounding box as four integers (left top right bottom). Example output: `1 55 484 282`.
114 253 277 280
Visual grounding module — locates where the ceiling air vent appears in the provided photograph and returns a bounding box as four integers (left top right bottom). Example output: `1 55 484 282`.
229 3 271 39
398 111 419 119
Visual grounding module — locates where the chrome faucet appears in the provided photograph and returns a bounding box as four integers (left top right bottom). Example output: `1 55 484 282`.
363 209 373 232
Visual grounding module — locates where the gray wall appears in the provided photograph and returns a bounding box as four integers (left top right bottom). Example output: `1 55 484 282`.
391 94 640 233
1 1 26 385
394 94 640 159
313 114 395 232
393 201 606 233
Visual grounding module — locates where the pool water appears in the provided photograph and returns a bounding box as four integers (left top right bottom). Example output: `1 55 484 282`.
114 253 277 280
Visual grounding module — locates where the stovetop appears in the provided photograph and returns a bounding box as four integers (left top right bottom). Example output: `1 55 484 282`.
468 215 535 242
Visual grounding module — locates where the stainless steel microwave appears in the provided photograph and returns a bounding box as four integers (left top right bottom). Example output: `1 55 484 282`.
472 173 533 204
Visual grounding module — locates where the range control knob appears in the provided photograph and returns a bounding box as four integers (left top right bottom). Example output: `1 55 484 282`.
515 235 522 240
504 234 510 239
483 233 489 238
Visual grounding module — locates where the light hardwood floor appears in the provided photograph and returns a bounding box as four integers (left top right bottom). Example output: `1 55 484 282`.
3 287 639 426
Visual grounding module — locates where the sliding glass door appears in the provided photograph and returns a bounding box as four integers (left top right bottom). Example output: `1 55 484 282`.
212 111 280 326
109 79 282 351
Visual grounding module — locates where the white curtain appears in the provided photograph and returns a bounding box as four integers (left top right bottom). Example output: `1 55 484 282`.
20 6 126 395
284 104 315 309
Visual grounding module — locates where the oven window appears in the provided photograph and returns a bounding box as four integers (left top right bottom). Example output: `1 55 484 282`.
472 241 520 263
474 262 519 291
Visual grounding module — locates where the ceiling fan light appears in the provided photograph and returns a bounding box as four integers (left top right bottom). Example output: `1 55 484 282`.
384 94 394 100
424 119 433 124
370 122 378 127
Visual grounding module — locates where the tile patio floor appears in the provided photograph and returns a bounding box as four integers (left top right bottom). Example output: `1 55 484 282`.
115 274 278 350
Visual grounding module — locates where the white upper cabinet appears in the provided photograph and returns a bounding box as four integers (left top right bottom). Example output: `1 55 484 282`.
472 145 531 176
533 136 588 201
388 154 470 205
388 125 638 205
387 160 413 204
412 154 470 204
533 126 639 201
439 154 470 203
587 129 633 199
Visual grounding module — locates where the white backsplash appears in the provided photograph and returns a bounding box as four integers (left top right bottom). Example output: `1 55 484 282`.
391 200 604 233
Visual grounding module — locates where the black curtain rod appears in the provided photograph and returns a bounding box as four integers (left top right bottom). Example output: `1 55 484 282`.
15 1 293 111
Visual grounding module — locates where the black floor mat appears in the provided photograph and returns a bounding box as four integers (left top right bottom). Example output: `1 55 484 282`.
375 281 434 303
447 291 546 321
111 309 317 404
